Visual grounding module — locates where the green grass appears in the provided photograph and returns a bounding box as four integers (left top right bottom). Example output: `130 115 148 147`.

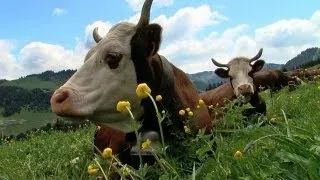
1 81 320 179
0 108 57 136
0 76 64 90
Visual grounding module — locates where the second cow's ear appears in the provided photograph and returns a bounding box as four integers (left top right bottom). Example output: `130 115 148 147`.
215 68 229 78
251 60 265 73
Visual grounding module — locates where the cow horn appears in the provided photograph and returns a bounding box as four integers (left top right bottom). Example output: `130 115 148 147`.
211 58 228 68
136 0 153 29
93 27 102 43
249 48 263 62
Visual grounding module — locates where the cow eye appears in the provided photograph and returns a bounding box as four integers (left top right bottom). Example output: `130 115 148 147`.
105 53 123 69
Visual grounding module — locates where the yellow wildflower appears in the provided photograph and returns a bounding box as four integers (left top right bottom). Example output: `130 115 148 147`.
198 99 205 106
102 147 113 158
186 107 190 112
156 95 162 102
116 101 131 113
88 165 98 176
141 138 152 150
184 126 191 134
234 151 242 160
196 105 200 109
179 109 185 116
188 111 193 117
136 83 151 99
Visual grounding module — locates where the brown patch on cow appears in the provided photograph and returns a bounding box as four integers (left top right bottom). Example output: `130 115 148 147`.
94 126 126 154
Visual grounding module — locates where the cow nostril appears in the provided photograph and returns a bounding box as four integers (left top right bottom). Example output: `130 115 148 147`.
53 90 69 104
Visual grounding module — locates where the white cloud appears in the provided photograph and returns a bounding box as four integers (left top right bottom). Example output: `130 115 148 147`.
19 42 83 75
1 5 320 79
52 8 68 16
126 0 174 11
83 21 113 48
153 5 227 42
0 40 23 79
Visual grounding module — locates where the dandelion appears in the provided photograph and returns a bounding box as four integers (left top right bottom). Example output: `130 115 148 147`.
198 99 205 106
122 166 131 176
184 126 191 134
102 147 113 158
141 138 152 150
188 111 194 117
234 150 242 160
156 95 162 102
186 107 190 112
136 83 151 99
116 101 131 113
179 109 185 116
88 165 99 176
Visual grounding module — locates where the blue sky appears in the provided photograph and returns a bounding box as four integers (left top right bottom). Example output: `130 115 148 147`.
0 0 319 79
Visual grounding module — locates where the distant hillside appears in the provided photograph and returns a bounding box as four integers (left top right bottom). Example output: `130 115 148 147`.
0 69 76 90
284 47 320 70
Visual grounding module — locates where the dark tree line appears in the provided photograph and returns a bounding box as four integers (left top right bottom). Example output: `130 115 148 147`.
26 69 76 81
0 86 52 116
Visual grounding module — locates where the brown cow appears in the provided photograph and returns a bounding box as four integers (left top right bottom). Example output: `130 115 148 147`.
200 69 303 119
50 0 212 165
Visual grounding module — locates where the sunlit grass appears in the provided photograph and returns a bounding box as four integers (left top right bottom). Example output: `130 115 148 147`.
1 81 320 179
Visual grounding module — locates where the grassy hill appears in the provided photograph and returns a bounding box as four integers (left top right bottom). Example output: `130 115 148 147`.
1 80 319 179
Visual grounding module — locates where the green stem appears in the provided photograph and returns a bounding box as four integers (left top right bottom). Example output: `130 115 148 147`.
94 158 109 180
146 92 165 148
126 107 142 165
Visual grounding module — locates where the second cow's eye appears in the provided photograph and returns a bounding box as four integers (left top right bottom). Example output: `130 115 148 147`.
105 53 123 69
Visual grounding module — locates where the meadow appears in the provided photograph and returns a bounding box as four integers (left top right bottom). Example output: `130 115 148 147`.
0 80 320 179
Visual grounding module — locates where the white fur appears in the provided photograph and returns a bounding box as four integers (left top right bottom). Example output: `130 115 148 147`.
54 23 143 133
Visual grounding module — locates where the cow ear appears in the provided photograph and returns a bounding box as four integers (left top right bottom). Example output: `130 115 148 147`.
252 60 265 72
215 68 229 78
145 24 162 57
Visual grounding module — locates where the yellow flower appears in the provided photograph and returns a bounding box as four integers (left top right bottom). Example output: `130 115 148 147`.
208 105 213 109
198 99 205 106
102 147 113 158
116 101 131 113
188 111 193 117
141 138 152 150
196 105 200 109
136 83 151 99
179 109 185 116
184 126 191 134
88 165 98 176
156 95 162 102
186 107 190 112
234 151 242 160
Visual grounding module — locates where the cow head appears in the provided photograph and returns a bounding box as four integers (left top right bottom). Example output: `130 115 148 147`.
50 0 161 133
212 48 265 100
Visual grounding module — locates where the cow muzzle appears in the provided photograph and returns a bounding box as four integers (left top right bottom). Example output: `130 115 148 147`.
237 84 254 97
50 88 79 117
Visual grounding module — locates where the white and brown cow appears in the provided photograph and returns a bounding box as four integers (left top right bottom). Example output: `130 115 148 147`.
207 49 267 117
50 0 212 162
